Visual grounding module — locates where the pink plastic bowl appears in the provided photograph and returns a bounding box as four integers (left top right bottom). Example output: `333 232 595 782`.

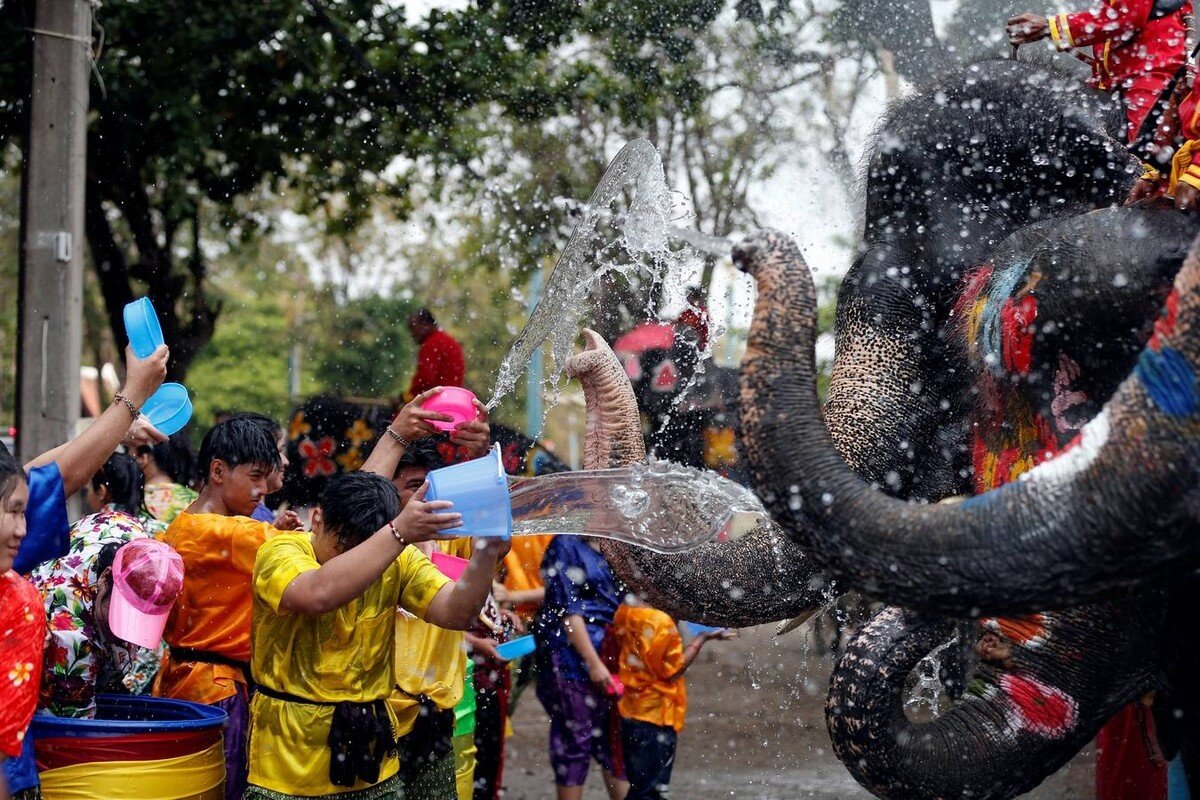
420 387 478 432
430 551 469 580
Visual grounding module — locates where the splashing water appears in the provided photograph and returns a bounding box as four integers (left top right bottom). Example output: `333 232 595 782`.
488 139 678 410
667 226 735 257
507 459 766 553
905 637 956 716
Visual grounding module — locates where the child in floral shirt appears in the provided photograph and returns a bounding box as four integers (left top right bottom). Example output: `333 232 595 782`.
29 453 165 718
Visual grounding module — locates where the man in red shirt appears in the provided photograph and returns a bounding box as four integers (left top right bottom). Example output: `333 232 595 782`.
404 308 465 402
1006 0 1191 144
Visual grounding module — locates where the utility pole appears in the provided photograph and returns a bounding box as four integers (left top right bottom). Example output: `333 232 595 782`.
16 0 92 460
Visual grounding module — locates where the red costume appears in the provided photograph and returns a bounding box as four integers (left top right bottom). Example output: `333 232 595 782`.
1048 0 1191 141
408 328 465 399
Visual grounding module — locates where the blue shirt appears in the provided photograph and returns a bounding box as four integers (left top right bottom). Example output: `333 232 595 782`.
532 536 623 681
251 502 274 523
13 462 69 575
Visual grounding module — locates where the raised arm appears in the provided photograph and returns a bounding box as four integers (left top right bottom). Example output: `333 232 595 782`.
360 388 451 479
280 483 461 615
25 345 169 495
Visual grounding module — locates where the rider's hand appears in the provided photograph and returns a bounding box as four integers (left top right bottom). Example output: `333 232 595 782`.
1176 182 1200 211
1005 13 1049 45
1125 177 1163 206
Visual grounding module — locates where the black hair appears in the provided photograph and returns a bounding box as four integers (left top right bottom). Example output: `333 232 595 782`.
394 436 447 477
0 449 27 504
320 472 401 553
138 431 198 486
197 418 281 485
410 307 436 326
91 452 146 516
224 412 283 444
94 541 122 589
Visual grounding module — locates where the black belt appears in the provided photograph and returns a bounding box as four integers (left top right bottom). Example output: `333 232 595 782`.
255 684 396 788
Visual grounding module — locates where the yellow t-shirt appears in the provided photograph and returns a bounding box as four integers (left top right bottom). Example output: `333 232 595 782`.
613 604 688 732
389 538 473 736
247 533 450 796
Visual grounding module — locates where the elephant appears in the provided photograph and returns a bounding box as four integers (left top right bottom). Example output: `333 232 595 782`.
567 57 1200 799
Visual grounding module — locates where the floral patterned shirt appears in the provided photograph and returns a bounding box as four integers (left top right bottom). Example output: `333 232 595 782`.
144 482 198 526
28 507 165 718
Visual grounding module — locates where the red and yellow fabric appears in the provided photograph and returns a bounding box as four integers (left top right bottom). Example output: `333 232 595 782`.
389 538 473 736
612 605 688 733
1168 88 1200 192
156 512 276 705
36 737 223 800
0 570 43 758
1046 0 1190 140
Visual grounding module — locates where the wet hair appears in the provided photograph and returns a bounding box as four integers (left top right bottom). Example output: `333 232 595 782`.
224 412 283 446
197 419 281 485
410 307 436 326
94 541 122 590
320 472 400 553
0 449 27 504
137 431 198 486
394 437 447 478
91 453 146 516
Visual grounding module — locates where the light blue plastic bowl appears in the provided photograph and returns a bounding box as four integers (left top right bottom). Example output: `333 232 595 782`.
123 297 164 359
141 383 193 436
425 443 511 538
682 622 726 637
495 635 535 661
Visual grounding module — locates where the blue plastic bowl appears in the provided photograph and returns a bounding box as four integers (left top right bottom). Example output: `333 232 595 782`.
425 443 511 538
123 297 164 359
496 635 536 661
32 694 227 738
141 383 193 436
682 621 726 637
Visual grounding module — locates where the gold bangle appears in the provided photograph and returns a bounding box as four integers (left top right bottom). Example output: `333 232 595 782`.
112 393 141 420
385 426 411 448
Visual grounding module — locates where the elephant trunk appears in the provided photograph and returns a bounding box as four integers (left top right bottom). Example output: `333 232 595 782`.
736 230 1200 614
566 328 832 627
828 602 1165 799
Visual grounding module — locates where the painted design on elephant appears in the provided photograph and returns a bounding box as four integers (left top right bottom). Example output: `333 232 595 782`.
298 436 337 478
1135 288 1200 417
999 673 1079 739
957 264 1059 494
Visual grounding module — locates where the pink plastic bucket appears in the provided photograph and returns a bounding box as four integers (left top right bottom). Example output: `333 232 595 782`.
430 551 469 580
420 387 478 432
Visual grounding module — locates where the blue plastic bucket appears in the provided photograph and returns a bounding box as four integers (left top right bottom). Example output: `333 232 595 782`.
425 443 511 538
495 635 535 661
682 622 726 637
123 297 164 359
32 694 226 738
141 383 193 436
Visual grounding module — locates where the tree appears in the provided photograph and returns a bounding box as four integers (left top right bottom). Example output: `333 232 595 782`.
0 0 732 379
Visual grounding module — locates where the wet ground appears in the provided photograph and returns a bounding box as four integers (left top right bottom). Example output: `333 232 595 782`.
501 624 1094 799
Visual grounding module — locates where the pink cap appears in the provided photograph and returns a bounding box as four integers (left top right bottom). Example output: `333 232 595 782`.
108 539 184 649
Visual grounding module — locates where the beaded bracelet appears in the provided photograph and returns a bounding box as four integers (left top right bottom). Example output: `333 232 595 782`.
385 426 411 449
388 520 406 546
112 393 141 420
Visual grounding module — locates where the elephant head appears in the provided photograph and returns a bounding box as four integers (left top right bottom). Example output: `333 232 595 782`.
735 222 1200 614
564 328 833 628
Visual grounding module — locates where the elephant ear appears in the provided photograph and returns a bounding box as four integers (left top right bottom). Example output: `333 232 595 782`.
566 329 833 628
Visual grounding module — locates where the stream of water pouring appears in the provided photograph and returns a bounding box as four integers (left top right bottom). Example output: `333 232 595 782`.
488 139 675 409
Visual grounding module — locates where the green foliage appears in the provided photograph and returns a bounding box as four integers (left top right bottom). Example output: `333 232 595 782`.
312 294 416 399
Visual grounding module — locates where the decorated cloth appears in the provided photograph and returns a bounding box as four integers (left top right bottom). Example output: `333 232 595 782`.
0 570 43 758
501 534 553 622
532 535 623 681
243 772 404 800
389 539 474 735
143 482 198 526
13 462 69 575
247 533 449 796
1046 0 1190 140
28 507 163 719
612 605 688 732
407 329 465 399
156 511 275 704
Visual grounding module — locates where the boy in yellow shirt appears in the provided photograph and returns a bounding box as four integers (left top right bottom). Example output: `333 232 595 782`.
612 597 734 800
245 397 501 800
